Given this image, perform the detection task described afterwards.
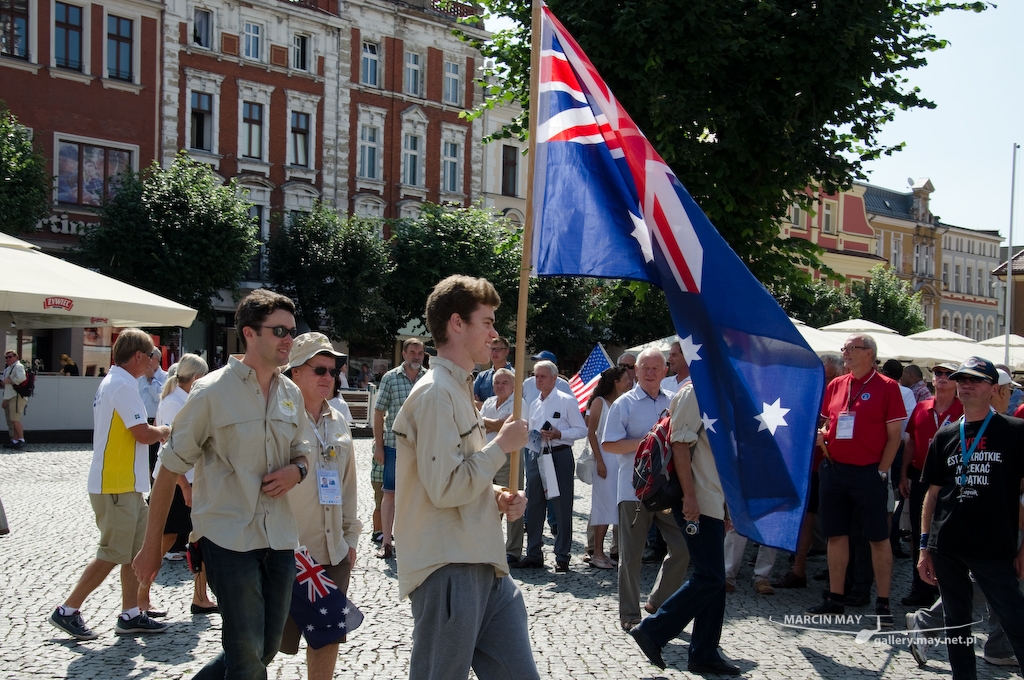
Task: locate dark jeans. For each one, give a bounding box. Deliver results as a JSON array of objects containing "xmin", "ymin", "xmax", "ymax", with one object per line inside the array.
[
  {"xmin": 907, "ymin": 469, "xmax": 938, "ymax": 597},
  {"xmin": 525, "ymin": 446, "xmax": 574, "ymax": 562},
  {"xmin": 196, "ymin": 538, "xmax": 295, "ymax": 680},
  {"xmin": 932, "ymin": 551, "xmax": 1024, "ymax": 680},
  {"xmin": 636, "ymin": 513, "xmax": 726, "ymax": 665}
]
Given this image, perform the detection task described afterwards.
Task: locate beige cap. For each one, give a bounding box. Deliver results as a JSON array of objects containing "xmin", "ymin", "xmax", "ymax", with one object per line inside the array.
[{"xmin": 287, "ymin": 332, "xmax": 344, "ymax": 371}]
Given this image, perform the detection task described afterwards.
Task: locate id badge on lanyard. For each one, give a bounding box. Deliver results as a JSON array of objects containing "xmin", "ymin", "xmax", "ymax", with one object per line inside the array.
[
  {"xmin": 317, "ymin": 468, "xmax": 342, "ymax": 505},
  {"xmin": 836, "ymin": 411, "xmax": 855, "ymax": 439}
]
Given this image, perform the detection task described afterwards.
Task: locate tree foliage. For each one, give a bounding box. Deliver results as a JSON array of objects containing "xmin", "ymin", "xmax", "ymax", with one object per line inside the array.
[
  {"xmin": 267, "ymin": 203, "xmax": 397, "ymax": 344},
  {"xmin": 76, "ymin": 151, "xmax": 259, "ymax": 321},
  {"xmin": 526, "ymin": 276, "xmax": 604, "ymax": 360},
  {"xmin": 388, "ymin": 203, "xmax": 521, "ymax": 337},
  {"xmin": 0, "ymin": 104, "xmax": 50, "ymax": 235},
  {"xmin": 457, "ymin": 0, "xmax": 985, "ymax": 288},
  {"xmin": 775, "ymin": 280, "xmax": 862, "ymax": 329},
  {"xmin": 591, "ymin": 281, "xmax": 675, "ymax": 348},
  {"xmin": 853, "ymin": 264, "xmax": 926, "ymax": 336}
]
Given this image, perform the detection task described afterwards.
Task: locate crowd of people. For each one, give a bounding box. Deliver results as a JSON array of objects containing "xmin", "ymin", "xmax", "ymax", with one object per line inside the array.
[{"xmin": 40, "ymin": 278, "xmax": 1024, "ymax": 680}]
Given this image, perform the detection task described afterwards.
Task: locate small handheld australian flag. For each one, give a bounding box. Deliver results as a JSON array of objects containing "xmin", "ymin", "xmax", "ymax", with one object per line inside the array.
[{"xmin": 289, "ymin": 546, "xmax": 364, "ymax": 649}]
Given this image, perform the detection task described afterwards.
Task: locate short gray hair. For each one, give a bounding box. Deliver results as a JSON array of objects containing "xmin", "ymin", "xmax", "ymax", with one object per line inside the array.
[
  {"xmin": 848, "ymin": 334, "xmax": 877, "ymax": 361},
  {"xmin": 637, "ymin": 347, "xmax": 665, "ymax": 365},
  {"xmin": 533, "ymin": 360, "xmax": 557, "ymax": 378},
  {"xmin": 493, "ymin": 367, "xmax": 514, "ymax": 382},
  {"xmin": 616, "ymin": 352, "xmax": 636, "ymax": 365},
  {"xmin": 821, "ymin": 353, "xmax": 843, "ymax": 375}
]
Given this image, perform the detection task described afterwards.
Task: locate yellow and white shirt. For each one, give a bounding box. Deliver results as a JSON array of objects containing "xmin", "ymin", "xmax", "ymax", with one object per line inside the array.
[{"xmin": 88, "ymin": 365, "xmax": 149, "ymax": 495}]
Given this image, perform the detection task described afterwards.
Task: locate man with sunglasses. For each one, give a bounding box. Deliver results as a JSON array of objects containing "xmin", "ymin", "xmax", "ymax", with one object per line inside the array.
[
  {"xmin": 901, "ymin": 363, "xmax": 962, "ymax": 608},
  {"xmin": 280, "ymin": 333, "xmax": 360, "ymax": 680},
  {"xmin": 373, "ymin": 337, "xmax": 426, "ymax": 560},
  {"xmin": 916, "ymin": 356, "xmax": 1024, "ymax": 679},
  {"xmin": 134, "ymin": 289, "xmax": 310, "ymax": 679},
  {"xmin": 812, "ymin": 334, "xmax": 905, "ymax": 626},
  {"xmin": 617, "ymin": 352, "xmax": 637, "ymax": 386}
]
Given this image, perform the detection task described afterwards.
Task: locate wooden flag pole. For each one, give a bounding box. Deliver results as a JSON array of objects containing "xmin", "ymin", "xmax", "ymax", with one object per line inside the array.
[{"xmin": 507, "ymin": 0, "xmax": 544, "ymax": 496}]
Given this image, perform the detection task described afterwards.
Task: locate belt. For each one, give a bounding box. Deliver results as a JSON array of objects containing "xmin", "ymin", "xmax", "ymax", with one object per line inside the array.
[{"xmin": 548, "ymin": 444, "xmax": 572, "ymax": 452}]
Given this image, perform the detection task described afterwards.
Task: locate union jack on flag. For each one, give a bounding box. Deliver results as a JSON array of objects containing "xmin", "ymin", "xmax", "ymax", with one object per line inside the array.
[
  {"xmin": 296, "ymin": 547, "xmax": 338, "ymax": 601},
  {"xmin": 568, "ymin": 344, "xmax": 613, "ymax": 412},
  {"xmin": 530, "ymin": 4, "xmax": 825, "ymax": 552}
]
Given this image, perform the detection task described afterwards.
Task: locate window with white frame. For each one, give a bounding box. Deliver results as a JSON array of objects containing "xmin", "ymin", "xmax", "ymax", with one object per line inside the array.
[
  {"xmin": 292, "ymin": 34, "xmax": 308, "ymax": 71},
  {"xmin": 398, "ymin": 201, "xmax": 421, "ymax": 219},
  {"xmin": 941, "ymin": 311, "xmax": 950, "ymax": 331},
  {"xmin": 404, "ymin": 50, "xmax": 422, "ymax": 96},
  {"xmin": 954, "ymin": 263, "xmax": 961, "ymax": 293},
  {"xmin": 236, "ymin": 80, "xmax": 274, "ymax": 167},
  {"xmin": 501, "ymin": 145, "xmax": 518, "ymax": 197},
  {"xmin": 54, "ymin": 136, "xmax": 137, "ymax": 206},
  {"xmin": 988, "ymin": 318, "xmax": 995, "ymax": 338},
  {"xmin": 965, "ymin": 316, "xmax": 973, "ymax": 338},
  {"xmin": 106, "ymin": 14, "xmax": 132, "ymax": 81},
  {"xmin": 356, "ymin": 105, "xmax": 386, "ymax": 184},
  {"xmin": 0, "ymin": 0, "xmax": 29, "ymax": 59},
  {"xmin": 285, "ymin": 89, "xmax": 320, "ymax": 175},
  {"xmin": 890, "ymin": 233, "xmax": 902, "ymax": 270},
  {"xmin": 975, "ymin": 315, "xmax": 984, "ymax": 341},
  {"xmin": 239, "ymin": 180, "xmax": 271, "ymax": 281},
  {"xmin": 942, "ymin": 261, "xmax": 949, "ymax": 289},
  {"xmin": 400, "ymin": 107, "xmax": 427, "ymax": 189},
  {"xmin": 354, "ymin": 194, "xmax": 385, "ymax": 217},
  {"xmin": 243, "ymin": 21, "xmax": 261, "ymax": 60},
  {"xmin": 440, "ymin": 124, "xmax": 465, "ymax": 196},
  {"xmin": 443, "ymin": 60, "xmax": 461, "ymax": 105},
  {"xmin": 822, "ymin": 201, "xmax": 835, "ymax": 234},
  {"xmin": 966, "ymin": 266, "xmax": 973, "ymax": 294},
  {"xmin": 361, "ymin": 41, "xmax": 379, "ymax": 86},
  {"xmin": 953, "ymin": 314, "xmax": 961, "ymax": 335},
  {"xmin": 914, "ymin": 244, "xmax": 920, "ymax": 274},
  {"xmin": 241, "ymin": 102, "xmax": 262, "ymax": 158},
  {"xmin": 977, "ymin": 269, "xmax": 983, "ymax": 297},
  {"xmin": 185, "ymin": 69, "xmax": 224, "ymax": 159},
  {"xmin": 789, "ymin": 203, "xmax": 803, "ymax": 229},
  {"xmin": 54, "ymin": 2, "xmax": 84, "ymax": 70},
  {"xmin": 193, "ymin": 8, "xmax": 211, "ymax": 48}
]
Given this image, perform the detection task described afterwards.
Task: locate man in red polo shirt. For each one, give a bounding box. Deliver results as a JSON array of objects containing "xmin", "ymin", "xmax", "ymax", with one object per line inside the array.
[
  {"xmin": 900, "ymin": 362, "xmax": 962, "ymax": 608},
  {"xmin": 812, "ymin": 334, "xmax": 905, "ymax": 626}
]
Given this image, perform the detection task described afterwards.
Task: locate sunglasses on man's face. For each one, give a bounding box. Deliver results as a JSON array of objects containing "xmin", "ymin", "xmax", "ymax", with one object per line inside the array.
[
  {"xmin": 954, "ymin": 375, "xmax": 990, "ymax": 384},
  {"xmin": 932, "ymin": 370, "xmax": 953, "ymax": 378},
  {"xmin": 304, "ymin": 364, "xmax": 341, "ymax": 377},
  {"xmin": 256, "ymin": 325, "xmax": 299, "ymax": 339},
  {"xmin": 618, "ymin": 363, "xmax": 636, "ymax": 370}
]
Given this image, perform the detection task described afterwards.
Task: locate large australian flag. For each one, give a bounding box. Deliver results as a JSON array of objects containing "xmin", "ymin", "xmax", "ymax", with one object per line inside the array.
[{"xmin": 531, "ymin": 4, "xmax": 824, "ymax": 551}]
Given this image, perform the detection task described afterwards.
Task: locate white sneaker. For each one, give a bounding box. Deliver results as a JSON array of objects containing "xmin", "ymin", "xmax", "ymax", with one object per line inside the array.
[{"xmin": 906, "ymin": 612, "xmax": 930, "ymax": 667}]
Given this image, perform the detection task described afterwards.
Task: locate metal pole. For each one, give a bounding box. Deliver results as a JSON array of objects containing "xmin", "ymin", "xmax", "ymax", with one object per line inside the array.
[{"xmin": 1005, "ymin": 143, "xmax": 1019, "ymax": 365}]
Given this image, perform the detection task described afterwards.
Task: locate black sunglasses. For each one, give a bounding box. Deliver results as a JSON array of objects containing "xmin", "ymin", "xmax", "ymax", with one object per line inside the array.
[
  {"xmin": 255, "ymin": 325, "xmax": 298, "ymax": 339},
  {"xmin": 304, "ymin": 364, "xmax": 341, "ymax": 377},
  {"xmin": 953, "ymin": 375, "xmax": 990, "ymax": 384},
  {"xmin": 618, "ymin": 363, "xmax": 636, "ymax": 369},
  {"xmin": 932, "ymin": 370, "xmax": 953, "ymax": 377}
]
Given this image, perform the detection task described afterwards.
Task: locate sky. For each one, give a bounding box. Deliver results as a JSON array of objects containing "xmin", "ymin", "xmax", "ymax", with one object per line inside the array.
[{"xmin": 486, "ymin": 3, "xmax": 1023, "ymax": 243}]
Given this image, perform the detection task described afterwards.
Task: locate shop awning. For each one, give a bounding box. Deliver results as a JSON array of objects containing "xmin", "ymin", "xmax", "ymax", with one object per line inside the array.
[{"xmin": 0, "ymin": 233, "xmax": 197, "ymax": 329}]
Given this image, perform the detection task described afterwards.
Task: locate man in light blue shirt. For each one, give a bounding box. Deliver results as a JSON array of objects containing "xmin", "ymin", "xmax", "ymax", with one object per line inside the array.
[
  {"xmin": 602, "ymin": 347, "xmax": 690, "ymax": 631},
  {"xmin": 137, "ymin": 347, "xmax": 166, "ymax": 474}
]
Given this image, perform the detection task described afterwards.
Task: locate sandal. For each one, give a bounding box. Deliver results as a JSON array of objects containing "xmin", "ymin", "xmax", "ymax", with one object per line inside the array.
[
  {"xmin": 375, "ymin": 544, "xmax": 393, "ymax": 559},
  {"xmin": 591, "ymin": 556, "xmax": 615, "ymax": 570}
]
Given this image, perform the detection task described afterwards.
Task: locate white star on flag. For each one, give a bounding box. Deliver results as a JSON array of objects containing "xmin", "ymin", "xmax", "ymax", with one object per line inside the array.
[
  {"xmin": 754, "ymin": 398, "xmax": 790, "ymax": 436},
  {"xmin": 319, "ymin": 608, "xmax": 328, "ymax": 616},
  {"xmin": 701, "ymin": 412, "xmax": 717, "ymax": 433},
  {"xmin": 306, "ymin": 624, "xmax": 315, "ymax": 631},
  {"xmin": 680, "ymin": 335, "xmax": 702, "ymax": 366},
  {"xmin": 342, "ymin": 606, "xmax": 350, "ymax": 615},
  {"xmin": 629, "ymin": 209, "xmax": 654, "ymax": 263}
]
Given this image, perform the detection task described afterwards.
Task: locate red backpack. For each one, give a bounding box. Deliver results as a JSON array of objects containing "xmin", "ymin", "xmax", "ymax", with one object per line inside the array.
[{"xmin": 632, "ymin": 412, "xmax": 682, "ymax": 512}]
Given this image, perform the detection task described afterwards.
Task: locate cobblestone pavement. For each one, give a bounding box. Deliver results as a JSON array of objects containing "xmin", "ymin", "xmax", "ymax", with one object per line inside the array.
[{"xmin": 1, "ymin": 440, "xmax": 1021, "ymax": 679}]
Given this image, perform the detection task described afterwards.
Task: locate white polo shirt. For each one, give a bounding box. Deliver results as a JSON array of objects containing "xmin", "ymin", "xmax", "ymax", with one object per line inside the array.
[{"xmin": 88, "ymin": 365, "xmax": 150, "ymax": 495}]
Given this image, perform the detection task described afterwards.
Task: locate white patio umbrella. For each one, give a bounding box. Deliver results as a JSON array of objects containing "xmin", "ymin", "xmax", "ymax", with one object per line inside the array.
[
  {"xmin": 816, "ymin": 319, "xmax": 962, "ymax": 365},
  {"xmin": 623, "ymin": 334, "xmax": 678, "ymax": 356},
  {"xmin": 0, "ymin": 233, "xmax": 197, "ymax": 329},
  {"xmin": 975, "ymin": 335, "xmax": 1024, "ymax": 372}
]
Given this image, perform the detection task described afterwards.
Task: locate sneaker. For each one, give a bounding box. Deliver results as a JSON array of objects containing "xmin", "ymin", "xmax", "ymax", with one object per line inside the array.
[
  {"xmin": 982, "ymin": 654, "xmax": 1019, "ymax": 667},
  {"xmin": 49, "ymin": 608, "xmax": 99, "ymax": 641},
  {"xmin": 875, "ymin": 603, "xmax": 894, "ymax": 628},
  {"xmin": 808, "ymin": 597, "xmax": 844, "ymax": 615},
  {"xmin": 371, "ymin": 531, "xmax": 383, "ymax": 544},
  {"xmin": 115, "ymin": 612, "xmax": 168, "ymax": 635},
  {"xmin": 844, "ymin": 592, "xmax": 870, "ymax": 607},
  {"xmin": 906, "ymin": 612, "xmax": 929, "ymax": 667},
  {"xmin": 754, "ymin": 579, "xmax": 775, "ymax": 595}
]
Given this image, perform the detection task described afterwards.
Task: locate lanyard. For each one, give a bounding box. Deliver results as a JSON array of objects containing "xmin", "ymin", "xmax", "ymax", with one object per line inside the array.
[
  {"xmin": 305, "ymin": 410, "xmax": 332, "ymax": 462},
  {"xmin": 846, "ymin": 370, "xmax": 876, "ymax": 410},
  {"xmin": 932, "ymin": 406, "xmax": 954, "ymax": 431},
  {"xmin": 958, "ymin": 410, "xmax": 994, "ymax": 487}
]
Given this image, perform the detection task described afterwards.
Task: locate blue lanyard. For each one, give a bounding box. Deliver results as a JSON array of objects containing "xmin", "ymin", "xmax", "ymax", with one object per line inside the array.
[{"xmin": 958, "ymin": 410, "xmax": 994, "ymax": 487}]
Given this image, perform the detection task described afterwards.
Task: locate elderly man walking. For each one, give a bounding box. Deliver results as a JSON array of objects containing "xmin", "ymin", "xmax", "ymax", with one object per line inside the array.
[{"xmin": 602, "ymin": 347, "xmax": 690, "ymax": 631}]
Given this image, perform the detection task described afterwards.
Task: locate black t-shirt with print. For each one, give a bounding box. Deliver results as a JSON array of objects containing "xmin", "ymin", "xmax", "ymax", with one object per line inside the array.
[{"xmin": 922, "ymin": 413, "xmax": 1024, "ymax": 559}]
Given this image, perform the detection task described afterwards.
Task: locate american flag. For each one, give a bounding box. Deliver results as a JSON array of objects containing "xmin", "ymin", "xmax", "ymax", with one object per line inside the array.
[{"xmin": 568, "ymin": 344, "xmax": 613, "ymax": 412}]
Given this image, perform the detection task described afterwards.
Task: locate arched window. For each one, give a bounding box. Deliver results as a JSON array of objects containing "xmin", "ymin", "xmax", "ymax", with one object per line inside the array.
[{"xmin": 941, "ymin": 311, "xmax": 950, "ymax": 331}]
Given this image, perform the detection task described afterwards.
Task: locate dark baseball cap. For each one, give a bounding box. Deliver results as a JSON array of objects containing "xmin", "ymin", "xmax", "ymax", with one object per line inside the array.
[
  {"xmin": 950, "ymin": 356, "xmax": 998, "ymax": 384},
  {"xmin": 531, "ymin": 350, "xmax": 557, "ymax": 363}
]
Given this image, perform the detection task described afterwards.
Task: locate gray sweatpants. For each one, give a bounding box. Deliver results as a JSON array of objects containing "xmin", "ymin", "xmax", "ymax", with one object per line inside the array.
[{"xmin": 409, "ymin": 563, "xmax": 539, "ymax": 680}]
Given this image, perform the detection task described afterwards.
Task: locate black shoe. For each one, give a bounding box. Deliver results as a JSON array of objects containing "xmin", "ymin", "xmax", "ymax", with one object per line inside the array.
[
  {"xmin": 609, "ymin": 552, "xmax": 619, "ymax": 562},
  {"xmin": 808, "ymin": 597, "xmax": 844, "ymax": 615},
  {"xmin": 506, "ymin": 554, "xmax": 521, "ymax": 565},
  {"xmin": 891, "ymin": 545, "xmax": 909, "ymax": 559},
  {"xmin": 190, "ymin": 603, "xmax": 219, "ymax": 615},
  {"xmin": 510, "ymin": 557, "xmax": 544, "ymax": 569},
  {"xmin": 555, "ymin": 560, "xmax": 569, "ymax": 573},
  {"xmin": 371, "ymin": 531, "xmax": 383, "ymax": 544},
  {"xmin": 812, "ymin": 569, "xmax": 829, "ymax": 581},
  {"xmin": 642, "ymin": 549, "xmax": 667, "ymax": 564},
  {"xmin": 687, "ymin": 660, "xmax": 742, "ymax": 676},
  {"xmin": 628, "ymin": 627, "xmax": 666, "ymax": 670},
  {"xmin": 901, "ymin": 591, "xmax": 938, "ymax": 607},
  {"xmin": 875, "ymin": 604, "xmax": 894, "ymax": 628},
  {"xmin": 844, "ymin": 592, "xmax": 870, "ymax": 607}
]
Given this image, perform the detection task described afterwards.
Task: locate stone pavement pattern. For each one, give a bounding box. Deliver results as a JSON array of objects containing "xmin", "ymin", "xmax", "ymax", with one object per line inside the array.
[{"xmin": 1, "ymin": 441, "xmax": 1021, "ymax": 679}]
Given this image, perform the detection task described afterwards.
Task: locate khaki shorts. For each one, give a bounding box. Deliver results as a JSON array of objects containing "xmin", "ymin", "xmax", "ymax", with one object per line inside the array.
[
  {"xmin": 90, "ymin": 492, "xmax": 148, "ymax": 564},
  {"xmin": 280, "ymin": 557, "xmax": 352, "ymax": 654},
  {"xmin": 4, "ymin": 395, "xmax": 26, "ymax": 421}
]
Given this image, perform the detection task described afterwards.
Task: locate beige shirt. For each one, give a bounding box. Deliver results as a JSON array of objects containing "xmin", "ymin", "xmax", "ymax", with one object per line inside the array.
[
  {"xmin": 669, "ymin": 383, "xmax": 726, "ymax": 520},
  {"xmin": 287, "ymin": 402, "xmax": 361, "ymax": 566},
  {"xmin": 392, "ymin": 356, "xmax": 509, "ymax": 599},
  {"xmin": 159, "ymin": 357, "xmax": 310, "ymax": 552}
]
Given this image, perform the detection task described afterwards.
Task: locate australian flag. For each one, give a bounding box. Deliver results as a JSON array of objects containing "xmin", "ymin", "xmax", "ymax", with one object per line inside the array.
[
  {"xmin": 568, "ymin": 343, "xmax": 613, "ymax": 412},
  {"xmin": 289, "ymin": 547, "xmax": 364, "ymax": 650},
  {"xmin": 531, "ymin": 4, "xmax": 824, "ymax": 551}
]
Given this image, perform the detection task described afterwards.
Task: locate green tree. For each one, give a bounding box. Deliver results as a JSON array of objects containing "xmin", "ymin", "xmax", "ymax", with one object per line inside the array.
[
  {"xmin": 457, "ymin": 0, "xmax": 985, "ymax": 288},
  {"xmin": 0, "ymin": 104, "xmax": 50, "ymax": 235},
  {"xmin": 853, "ymin": 264, "xmax": 926, "ymax": 335},
  {"xmin": 76, "ymin": 151, "xmax": 259, "ymax": 321},
  {"xmin": 527, "ymin": 276, "xmax": 603, "ymax": 361},
  {"xmin": 388, "ymin": 203, "xmax": 521, "ymax": 338},
  {"xmin": 590, "ymin": 281, "xmax": 675, "ymax": 349},
  {"xmin": 775, "ymin": 280, "xmax": 861, "ymax": 329},
  {"xmin": 267, "ymin": 203, "xmax": 397, "ymax": 344}
]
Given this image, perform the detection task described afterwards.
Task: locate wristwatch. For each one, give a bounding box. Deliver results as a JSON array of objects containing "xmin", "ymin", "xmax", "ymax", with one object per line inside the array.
[
  {"xmin": 295, "ymin": 461, "xmax": 308, "ymax": 484},
  {"xmin": 878, "ymin": 470, "xmax": 888, "ymax": 482}
]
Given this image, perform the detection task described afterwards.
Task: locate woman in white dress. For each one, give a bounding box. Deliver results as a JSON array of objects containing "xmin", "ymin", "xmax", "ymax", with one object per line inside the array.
[{"xmin": 586, "ymin": 366, "xmax": 633, "ymax": 569}]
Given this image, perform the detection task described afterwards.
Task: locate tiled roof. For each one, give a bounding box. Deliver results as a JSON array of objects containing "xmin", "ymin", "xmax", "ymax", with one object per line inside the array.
[
  {"xmin": 862, "ymin": 184, "xmax": 915, "ymax": 221},
  {"xmin": 991, "ymin": 248, "xmax": 1024, "ymax": 276}
]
